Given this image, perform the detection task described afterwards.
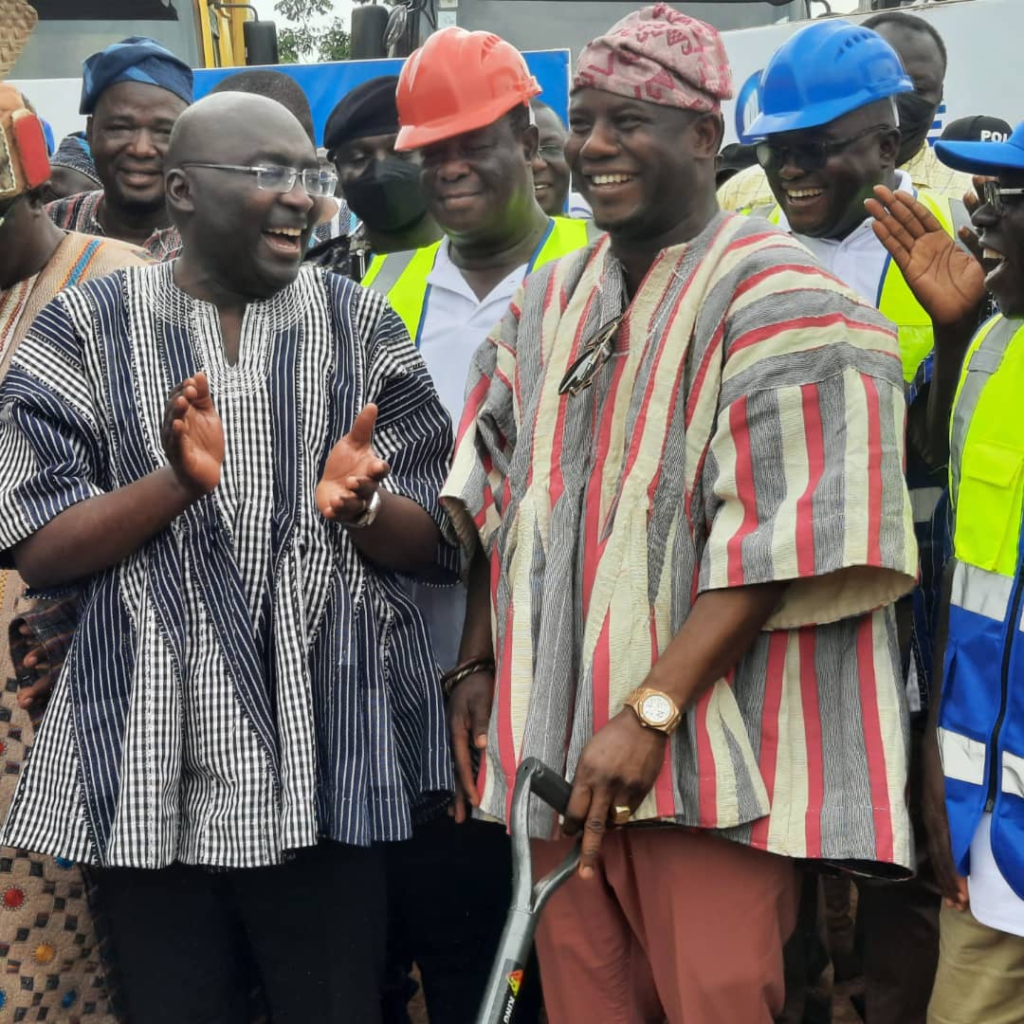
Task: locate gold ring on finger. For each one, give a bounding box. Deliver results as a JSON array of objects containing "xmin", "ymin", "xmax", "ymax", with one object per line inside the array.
[{"xmin": 613, "ymin": 804, "xmax": 631, "ymax": 826}]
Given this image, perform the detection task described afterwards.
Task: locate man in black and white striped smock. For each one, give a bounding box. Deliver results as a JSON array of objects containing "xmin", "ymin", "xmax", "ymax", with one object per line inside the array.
[{"xmin": 0, "ymin": 91, "xmax": 456, "ymax": 1024}]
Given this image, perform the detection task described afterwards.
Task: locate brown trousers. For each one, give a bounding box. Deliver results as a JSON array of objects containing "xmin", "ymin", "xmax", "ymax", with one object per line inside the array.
[{"xmin": 532, "ymin": 829, "xmax": 798, "ymax": 1024}]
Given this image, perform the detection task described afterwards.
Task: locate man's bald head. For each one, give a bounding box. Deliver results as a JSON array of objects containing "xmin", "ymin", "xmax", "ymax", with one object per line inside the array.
[
  {"xmin": 165, "ymin": 91, "xmax": 325, "ymax": 301},
  {"xmin": 166, "ymin": 91, "xmax": 315, "ymax": 171}
]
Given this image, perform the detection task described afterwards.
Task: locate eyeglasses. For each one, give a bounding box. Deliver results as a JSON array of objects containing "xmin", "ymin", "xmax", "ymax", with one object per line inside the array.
[
  {"xmin": 558, "ymin": 317, "xmax": 622, "ymax": 396},
  {"xmin": 179, "ymin": 162, "xmax": 339, "ymax": 197},
  {"xmin": 982, "ymin": 180, "xmax": 1024, "ymax": 216},
  {"xmin": 537, "ymin": 143, "xmax": 565, "ymax": 161},
  {"xmin": 755, "ymin": 124, "xmax": 891, "ymax": 172}
]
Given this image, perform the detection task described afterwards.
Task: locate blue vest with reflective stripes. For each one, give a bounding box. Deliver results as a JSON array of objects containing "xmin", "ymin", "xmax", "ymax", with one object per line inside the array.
[{"xmin": 941, "ymin": 315, "xmax": 1024, "ymax": 896}]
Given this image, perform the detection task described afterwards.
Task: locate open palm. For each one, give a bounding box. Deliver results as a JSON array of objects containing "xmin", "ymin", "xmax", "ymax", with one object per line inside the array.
[
  {"xmin": 866, "ymin": 186, "xmax": 986, "ymax": 327},
  {"xmin": 163, "ymin": 373, "xmax": 224, "ymax": 495},
  {"xmin": 316, "ymin": 404, "xmax": 391, "ymax": 521}
]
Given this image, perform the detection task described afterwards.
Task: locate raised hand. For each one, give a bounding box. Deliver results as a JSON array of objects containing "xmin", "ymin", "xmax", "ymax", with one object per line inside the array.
[
  {"xmin": 316, "ymin": 403, "xmax": 391, "ymax": 523},
  {"xmin": 162, "ymin": 373, "xmax": 224, "ymax": 496},
  {"xmin": 866, "ymin": 185, "xmax": 987, "ymax": 328}
]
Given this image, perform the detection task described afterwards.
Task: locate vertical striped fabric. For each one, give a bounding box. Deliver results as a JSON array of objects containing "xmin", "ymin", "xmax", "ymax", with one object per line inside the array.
[
  {"xmin": 46, "ymin": 190, "xmax": 181, "ymax": 261},
  {"xmin": 443, "ymin": 213, "xmax": 919, "ymax": 874},
  {"xmin": 0, "ymin": 262, "xmax": 455, "ymax": 868}
]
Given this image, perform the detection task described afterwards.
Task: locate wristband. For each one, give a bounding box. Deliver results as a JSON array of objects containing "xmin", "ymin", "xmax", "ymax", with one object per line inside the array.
[{"xmin": 441, "ymin": 657, "xmax": 495, "ymax": 698}]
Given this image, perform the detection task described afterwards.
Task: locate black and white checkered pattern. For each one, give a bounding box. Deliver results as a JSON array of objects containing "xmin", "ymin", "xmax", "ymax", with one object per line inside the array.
[{"xmin": 0, "ymin": 263, "xmax": 455, "ymax": 868}]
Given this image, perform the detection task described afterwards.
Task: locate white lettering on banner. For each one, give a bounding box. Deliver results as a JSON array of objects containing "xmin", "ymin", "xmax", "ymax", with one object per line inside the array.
[
  {"xmin": 1003, "ymin": 751, "xmax": 1024, "ymax": 800},
  {"xmin": 939, "ymin": 728, "xmax": 987, "ymax": 787}
]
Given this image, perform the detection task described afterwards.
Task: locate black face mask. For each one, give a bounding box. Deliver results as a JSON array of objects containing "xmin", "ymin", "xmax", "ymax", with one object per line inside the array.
[
  {"xmin": 344, "ymin": 157, "xmax": 427, "ymax": 233},
  {"xmin": 896, "ymin": 93, "xmax": 938, "ymax": 166}
]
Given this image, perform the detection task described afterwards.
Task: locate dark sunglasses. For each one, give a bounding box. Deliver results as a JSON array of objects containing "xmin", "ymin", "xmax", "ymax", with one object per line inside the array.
[
  {"xmin": 982, "ymin": 180, "xmax": 1024, "ymax": 216},
  {"xmin": 558, "ymin": 317, "xmax": 622, "ymax": 397},
  {"xmin": 755, "ymin": 124, "xmax": 891, "ymax": 173}
]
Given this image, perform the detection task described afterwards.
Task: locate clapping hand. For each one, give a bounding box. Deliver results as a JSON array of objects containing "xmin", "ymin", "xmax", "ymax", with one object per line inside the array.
[
  {"xmin": 316, "ymin": 404, "xmax": 391, "ymax": 524},
  {"xmin": 162, "ymin": 373, "xmax": 224, "ymax": 496}
]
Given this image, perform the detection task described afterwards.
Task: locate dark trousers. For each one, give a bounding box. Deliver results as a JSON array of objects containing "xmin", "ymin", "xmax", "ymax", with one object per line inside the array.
[
  {"xmin": 384, "ymin": 815, "xmax": 542, "ymax": 1024},
  {"xmin": 94, "ymin": 840, "xmax": 386, "ymax": 1024},
  {"xmin": 856, "ymin": 874, "xmax": 940, "ymax": 1024}
]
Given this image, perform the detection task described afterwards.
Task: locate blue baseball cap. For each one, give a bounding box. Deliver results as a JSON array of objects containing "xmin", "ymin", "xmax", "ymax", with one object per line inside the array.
[{"xmin": 935, "ymin": 120, "xmax": 1024, "ymax": 176}]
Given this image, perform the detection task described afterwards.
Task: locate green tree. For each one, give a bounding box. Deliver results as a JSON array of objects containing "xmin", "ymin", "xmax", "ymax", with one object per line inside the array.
[{"xmin": 274, "ymin": 0, "xmax": 351, "ymax": 63}]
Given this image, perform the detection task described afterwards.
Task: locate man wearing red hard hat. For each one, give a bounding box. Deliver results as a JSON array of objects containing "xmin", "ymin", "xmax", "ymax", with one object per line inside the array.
[{"xmin": 366, "ymin": 26, "xmax": 596, "ymax": 1024}]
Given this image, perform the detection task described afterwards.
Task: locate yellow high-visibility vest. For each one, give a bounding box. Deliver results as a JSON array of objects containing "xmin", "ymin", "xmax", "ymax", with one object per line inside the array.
[{"xmin": 362, "ymin": 217, "xmax": 600, "ymax": 344}]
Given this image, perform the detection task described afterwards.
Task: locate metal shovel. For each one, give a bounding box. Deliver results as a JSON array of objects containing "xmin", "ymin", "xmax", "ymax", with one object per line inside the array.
[{"xmin": 476, "ymin": 757, "xmax": 580, "ymax": 1024}]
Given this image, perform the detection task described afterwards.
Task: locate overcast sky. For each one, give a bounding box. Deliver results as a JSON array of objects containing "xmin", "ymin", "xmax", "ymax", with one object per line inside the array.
[{"xmin": 251, "ymin": 0, "xmax": 860, "ymax": 36}]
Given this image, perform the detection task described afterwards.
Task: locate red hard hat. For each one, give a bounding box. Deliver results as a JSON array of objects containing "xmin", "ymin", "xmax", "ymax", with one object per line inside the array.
[{"xmin": 395, "ymin": 27, "xmax": 541, "ymax": 151}]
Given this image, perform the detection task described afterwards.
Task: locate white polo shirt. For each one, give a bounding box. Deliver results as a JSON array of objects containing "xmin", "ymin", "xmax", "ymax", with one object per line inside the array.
[
  {"xmin": 412, "ymin": 237, "xmax": 528, "ymax": 672},
  {"xmin": 779, "ymin": 169, "xmax": 915, "ymax": 306}
]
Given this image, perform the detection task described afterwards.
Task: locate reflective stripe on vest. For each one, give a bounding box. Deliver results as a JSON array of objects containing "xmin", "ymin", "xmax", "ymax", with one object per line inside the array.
[
  {"xmin": 941, "ymin": 314, "xmax": 1024, "ymax": 893},
  {"xmin": 950, "ymin": 316, "xmax": 1021, "ymax": 521},
  {"xmin": 750, "ymin": 192, "xmax": 955, "ymax": 383},
  {"xmin": 363, "ymin": 217, "xmax": 600, "ymax": 342}
]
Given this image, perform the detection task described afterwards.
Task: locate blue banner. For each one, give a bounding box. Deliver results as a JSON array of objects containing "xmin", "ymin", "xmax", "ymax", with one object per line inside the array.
[{"xmin": 194, "ymin": 50, "xmax": 571, "ymax": 147}]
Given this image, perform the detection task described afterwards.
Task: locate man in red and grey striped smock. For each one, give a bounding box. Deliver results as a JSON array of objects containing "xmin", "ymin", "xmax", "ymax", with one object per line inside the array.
[{"xmin": 441, "ymin": 5, "xmax": 919, "ymax": 1022}]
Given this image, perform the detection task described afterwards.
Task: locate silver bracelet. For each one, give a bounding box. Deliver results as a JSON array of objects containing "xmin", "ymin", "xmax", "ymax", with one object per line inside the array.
[{"xmin": 343, "ymin": 488, "xmax": 381, "ymax": 530}]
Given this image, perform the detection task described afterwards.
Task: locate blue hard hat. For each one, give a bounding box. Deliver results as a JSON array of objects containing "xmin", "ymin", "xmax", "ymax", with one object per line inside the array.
[
  {"xmin": 936, "ymin": 121, "xmax": 1024, "ymax": 176},
  {"xmin": 745, "ymin": 20, "xmax": 913, "ymax": 140}
]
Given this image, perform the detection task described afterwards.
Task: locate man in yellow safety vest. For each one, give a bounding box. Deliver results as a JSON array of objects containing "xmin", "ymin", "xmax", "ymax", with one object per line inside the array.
[
  {"xmin": 869, "ymin": 117, "xmax": 1024, "ymax": 1024},
  {"xmin": 745, "ymin": 20, "xmax": 969, "ymax": 1024},
  {"xmin": 367, "ymin": 26, "xmax": 598, "ymax": 1024}
]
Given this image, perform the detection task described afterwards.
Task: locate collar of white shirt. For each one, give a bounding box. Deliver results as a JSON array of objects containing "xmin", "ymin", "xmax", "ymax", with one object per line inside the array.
[{"xmin": 780, "ymin": 168, "xmax": 915, "ymax": 307}]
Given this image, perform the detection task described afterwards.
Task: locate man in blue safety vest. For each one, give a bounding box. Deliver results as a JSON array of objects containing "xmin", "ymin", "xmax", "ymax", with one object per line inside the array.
[{"xmin": 869, "ymin": 120, "xmax": 1024, "ymax": 1024}]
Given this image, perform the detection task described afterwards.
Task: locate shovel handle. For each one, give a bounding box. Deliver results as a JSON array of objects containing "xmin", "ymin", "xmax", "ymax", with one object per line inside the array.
[{"xmin": 528, "ymin": 760, "xmax": 573, "ymax": 816}]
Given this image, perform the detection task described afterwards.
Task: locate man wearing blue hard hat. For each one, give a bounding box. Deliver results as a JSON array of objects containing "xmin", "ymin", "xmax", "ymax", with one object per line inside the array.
[
  {"xmin": 746, "ymin": 20, "xmax": 969, "ymax": 1024},
  {"xmin": 868, "ymin": 120, "xmax": 1024, "ymax": 1024},
  {"xmin": 721, "ymin": 11, "xmax": 971, "ymax": 214},
  {"xmin": 745, "ymin": 18, "xmax": 962, "ymax": 386}
]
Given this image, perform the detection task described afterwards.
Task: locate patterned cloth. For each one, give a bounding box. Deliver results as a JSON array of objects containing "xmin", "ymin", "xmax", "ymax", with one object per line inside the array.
[
  {"xmin": 0, "ymin": 232, "xmax": 146, "ymax": 1024},
  {"xmin": 718, "ymin": 143, "xmax": 976, "ymax": 213},
  {"xmin": 79, "ymin": 35, "xmax": 193, "ymax": 115},
  {"xmin": 50, "ymin": 133, "xmax": 99, "ymax": 187},
  {"xmin": 0, "ymin": 262, "xmax": 455, "ymax": 870},
  {"xmin": 442, "ymin": 212, "xmax": 919, "ymax": 873},
  {"xmin": 573, "ymin": 3, "xmax": 733, "ymax": 113},
  {"xmin": 46, "ymin": 190, "xmax": 180, "ymax": 261}
]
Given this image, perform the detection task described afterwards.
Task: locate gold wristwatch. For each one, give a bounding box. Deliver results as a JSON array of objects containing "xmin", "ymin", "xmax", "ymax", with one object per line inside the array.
[{"xmin": 624, "ymin": 687, "xmax": 682, "ymax": 735}]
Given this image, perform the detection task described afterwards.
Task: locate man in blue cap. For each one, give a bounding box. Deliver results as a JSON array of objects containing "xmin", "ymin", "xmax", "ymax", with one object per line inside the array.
[
  {"xmin": 47, "ymin": 36, "xmax": 192, "ymax": 259},
  {"xmin": 745, "ymin": 20, "xmax": 969, "ymax": 1024},
  {"xmin": 869, "ymin": 120, "xmax": 1024, "ymax": 1024}
]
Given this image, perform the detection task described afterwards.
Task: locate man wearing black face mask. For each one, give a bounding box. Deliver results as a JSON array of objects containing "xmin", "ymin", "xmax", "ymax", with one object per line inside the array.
[
  {"xmin": 863, "ymin": 11, "xmax": 971, "ymax": 194},
  {"xmin": 720, "ymin": 10, "xmax": 972, "ymax": 214},
  {"xmin": 310, "ymin": 76, "xmax": 440, "ymax": 282}
]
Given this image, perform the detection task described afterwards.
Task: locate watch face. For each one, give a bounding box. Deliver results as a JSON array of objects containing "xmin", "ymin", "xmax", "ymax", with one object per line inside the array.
[{"xmin": 640, "ymin": 693, "xmax": 674, "ymax": 726}]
